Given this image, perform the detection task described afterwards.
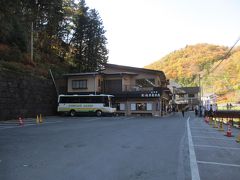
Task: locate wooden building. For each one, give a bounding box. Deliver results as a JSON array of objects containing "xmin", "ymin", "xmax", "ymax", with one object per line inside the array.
[
  {"xmin": 63, "ymin": 64, "xmax": 171, "ymax": 116},
  {"xmin": 172, "ymin": 86, "xmax": 200, "ymax": 111}
]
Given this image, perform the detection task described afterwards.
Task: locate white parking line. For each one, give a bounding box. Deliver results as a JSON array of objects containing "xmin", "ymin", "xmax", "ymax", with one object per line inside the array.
[
  {"xmin": 114, "ymin": 116, "xmax": 136, "ymax": 120},
  {"xmin": 195, "ymin": 144, "xmax": 240, "ymax": 150},
  {"xmin": 0, "ymin": 124, "xmax": 35, "ymax": 130},
  {"xmin": 192, "ymin": 136, "xmax": 236, "ymax": 141},
  {"xmin": 187, "ymin": 117, "xmax": 201, "ymax": 180},
  {"xmin": 190, "ymin": 126, "xmax": 208, "ymax": 129},
  {"xmin": 122, "ymin": 117, "xmax": 136, "ymax": 120},
  {"xmin": 82, "ymin": 116, "xmax": 135, "ymax": 122},
  {"xmin": 0, "ymin": 121, "xmax": 63, "ymax": 130},
  {"xmin": 0, "ymin": 125, "xmax": 18, "ymax": 127},
  {"xmin": 43, "ymin": 121, "xmax": 64, "ymax": 124},
  {"xmin": 191, "ymin": 131, "xmax": 221, "ymax": 134},
  {"xmin": 85, "ymin": 118, "xmax": 101, "ymax": 122},
  {"xmin": 191, "ymin": 127, "xmax": 210, "ymax": 130},
  {"xmin": 197, "ymin": 161, "xmax": 240, "ymax": 167}
]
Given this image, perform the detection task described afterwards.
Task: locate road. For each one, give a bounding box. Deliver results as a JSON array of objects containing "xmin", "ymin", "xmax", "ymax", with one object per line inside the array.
[{"xmin": 0, "ymin": 112, "xmax": 240, "ymax": 180}]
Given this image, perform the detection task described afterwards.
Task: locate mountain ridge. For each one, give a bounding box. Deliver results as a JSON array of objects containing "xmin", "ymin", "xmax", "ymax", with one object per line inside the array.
[{"xmin": 145, "ymin": 43, "xmax": 240, "ymax": 103}]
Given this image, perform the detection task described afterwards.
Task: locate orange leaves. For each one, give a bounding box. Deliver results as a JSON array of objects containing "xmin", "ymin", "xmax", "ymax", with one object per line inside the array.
[{"xmin": 145, "ymin": 43, "xmax": 240, "ymax": 102}]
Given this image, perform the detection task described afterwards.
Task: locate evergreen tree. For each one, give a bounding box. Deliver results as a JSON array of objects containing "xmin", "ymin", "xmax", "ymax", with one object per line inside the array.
[
  {"xmin": 0, "ymin": 0, "xmax": 108, "ymax": 71},
  {"xmin": 71, "ymin": 0, "xmax": 89, "ymax": 71},
  {"xmin": 0, "ymin": 0, "xmax": 29, "ymax": 52},
  {"xmin": 31, "ymin": 0, "xmax": 64, "ymax": 56},
  {"xmin": 87, "ymin": 9, "xmax": 108, "ymax": 71},
  {"xmin": 72, "ymin": 0, "xmax": 108, "ymax": 72}
]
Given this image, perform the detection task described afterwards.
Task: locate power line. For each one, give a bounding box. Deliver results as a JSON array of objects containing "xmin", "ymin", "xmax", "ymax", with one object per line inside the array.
[
  {"xmin": 203, "ymin": 75, "xmax": 239, "ymax": 78},
  {"xmin": 202, "ymin": 36, "xmax": 240, "ymax": 78},
  {"xmin": 198, "ymin": 35, "xmax": 239, "ymax": 101}
]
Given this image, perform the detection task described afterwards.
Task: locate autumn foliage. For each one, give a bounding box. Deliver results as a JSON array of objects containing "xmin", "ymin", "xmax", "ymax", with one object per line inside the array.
[{"xmin": 145, "ymin": 44, "xmax": 240, "ymax": 103}]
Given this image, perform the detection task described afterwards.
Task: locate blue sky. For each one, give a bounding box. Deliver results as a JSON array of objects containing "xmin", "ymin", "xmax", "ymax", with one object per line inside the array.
[{"xmin": 86, "ymin": 0, "xmax": 240, "ymax": 67}]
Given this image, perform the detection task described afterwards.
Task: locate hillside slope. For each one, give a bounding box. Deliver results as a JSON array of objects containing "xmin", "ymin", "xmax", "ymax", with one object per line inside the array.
[{"xmin": 145, "ymin": 44, "xmax": 240, "ymax": 103}]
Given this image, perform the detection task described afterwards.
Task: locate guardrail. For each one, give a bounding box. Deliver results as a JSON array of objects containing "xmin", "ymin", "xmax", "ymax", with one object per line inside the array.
[
  {"xmin": 213, "ymin": 110, "xmax": 240, "ymax": 118},
  {"xmin": 205, "ymin": 110, "xmax": 240, "ymax": 128}
]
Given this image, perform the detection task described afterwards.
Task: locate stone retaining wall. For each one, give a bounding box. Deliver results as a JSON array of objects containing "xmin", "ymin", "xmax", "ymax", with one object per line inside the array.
[{"xmin": 0, "ymin": 71, "xmax": 57, "ymax": 120}]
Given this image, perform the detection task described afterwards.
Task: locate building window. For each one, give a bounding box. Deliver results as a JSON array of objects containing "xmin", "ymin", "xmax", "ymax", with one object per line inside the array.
[
  {"xmin": 136, "ymin": 79, "xmax": 155, "ymax": 87},
  {"xmin": 131, "ymin": 104, "xmax": 136, "ymax": 111},
  {"xmin": 115, "ymin": 103, "xmax": 126, "ymax": 111},
  {"xmin": 147, "ymin": 103, "xmax": 152, "ymax": 111},
  {"xmin": 120, "ymin": 104, "xmax": 125, "ymax": 110},
  {"xmin": 179, "ymin": 94, "xmax": 185, "ymax": 98},
  {"xmin": 136, "ymin": 103, "xmax": 147, "ymax": 111},
  {"xmin": 72, "ymin": 80, "xmax": 87, "ymax": 89},
  {"xmin": 188, "ymin": 94, "xmax": 195, "ymax": 98},
  {"xmin": 131, "ymin": 103, "xmax": 151, "ymax": 111}
]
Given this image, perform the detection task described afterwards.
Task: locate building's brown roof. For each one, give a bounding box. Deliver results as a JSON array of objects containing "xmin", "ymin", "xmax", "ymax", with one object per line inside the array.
[
  {"xmin": 103, "ymin": 72, "xmax": 138, "ymax": 76},
  {"xmin": 104, "ymin": 63, "xmax": 166, "ymax": 79},
  {"xmin": 63, "ymin": 72, "xmax": 100, "ymax": 77},
  {"xmin": 63, "ymin": 63, "xmax": 167, "ymax": 81},
  {"xmin": 177, "ymin": 87, "xmax": 200, "ymax": 94},
  {"xmin": 63, "ymin": 72, "xmax": 138, "ymax": 77}
]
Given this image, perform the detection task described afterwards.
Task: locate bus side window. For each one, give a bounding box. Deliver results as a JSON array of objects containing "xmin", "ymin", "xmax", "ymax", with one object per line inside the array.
[
  {"xmin": 60, "ymin": 97, "xmax": 68, "ymax": 103},
  {"xmin": 103, "ymin": 97, "xmax": 109, "ymax": 107}
]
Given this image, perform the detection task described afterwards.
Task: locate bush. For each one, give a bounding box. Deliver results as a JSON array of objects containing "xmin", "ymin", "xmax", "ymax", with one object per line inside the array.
[{"xmin": 0, "ymin": 44, "xmax": 24, "ymax": 62}]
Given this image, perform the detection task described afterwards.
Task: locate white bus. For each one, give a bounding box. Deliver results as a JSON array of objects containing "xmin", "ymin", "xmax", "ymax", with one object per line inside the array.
[{"xmin": 57, "ymin": 94, "xmax": 116, "ymax": 117}]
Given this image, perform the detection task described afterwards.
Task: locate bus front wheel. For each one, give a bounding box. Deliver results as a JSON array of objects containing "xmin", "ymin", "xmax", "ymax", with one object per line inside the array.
[
  {"xmin": 96, "ymin": 110, "xmax": 102, "ymax": 117},
  {"xmin": 70, "ymin": 110, "xmax": 76, "ymax": 117}
]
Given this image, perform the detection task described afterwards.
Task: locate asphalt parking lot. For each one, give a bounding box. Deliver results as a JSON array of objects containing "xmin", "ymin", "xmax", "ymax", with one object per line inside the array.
[
  {"xmin": 0, "ymin": 115, "xmax": 189, "ymax": 180},
  {"xmin": 189, "ymin": 115, "xmax": 240, "ymax": 180},
  {"xmin": 0, "ymin": 113, "xmax": 240, "ymax": 180}
]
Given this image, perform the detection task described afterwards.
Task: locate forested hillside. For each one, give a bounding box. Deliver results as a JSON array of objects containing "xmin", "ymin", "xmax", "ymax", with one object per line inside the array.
[
  {"xmin": 145, "ymin": 44, "xmax": 240, "ymax": 103},
  {"xmin": 0, "ymin": 0, "xmax": 108, "ymax": 77}
]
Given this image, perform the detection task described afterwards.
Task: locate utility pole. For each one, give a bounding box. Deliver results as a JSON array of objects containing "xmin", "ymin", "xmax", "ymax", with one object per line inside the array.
[
  {"xmin": 49, "ymin": 69, "xmax": 59, "ymax": 96},
  {"xmin": 199, "ymin": 74, "xmax": 202, "ymax": 105},
  {"xmin": 30, "ymin": 22, "xmax": 33, "ymax": 62},
  {"xmin": 94, "ymin": 73, "xmax": 97, "ymax": 95}
]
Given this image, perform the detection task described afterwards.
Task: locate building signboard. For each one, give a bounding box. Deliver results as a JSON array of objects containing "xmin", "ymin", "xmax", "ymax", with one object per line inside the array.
[{"xmin": 141, "ymin": 91, "xmax": 160, "ymax": 98}]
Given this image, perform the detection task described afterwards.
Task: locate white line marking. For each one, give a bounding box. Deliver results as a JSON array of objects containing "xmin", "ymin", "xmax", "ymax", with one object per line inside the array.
[
  {"xmin": 123, "ymin": 117, "xmax": 136, "ymax": 120},
  {"xmin": 195, "ymin": 145, "xmax": 240, "ymax": 150},
  {"xmin": 85, "ymin": 118, "xmax": 101, "ymax": 122},
  {"xmin": 115, "ymin": 117, "xmax": 135, "ymax": 120},
  {"xmin": 191, "ymin": 131, "xmax": 221, "ymax": 134},
  {"xmin": 0, "ymin": 125, "xmax": 18, "ymax": 127},
  {"xmin": 187, "ymin": 116, "xmax": 201, "ymax": 180},
  {"xmin": 190, "ymin": 126, "xmax": 209, "ymax": 129},
  {"xmin": 43, "ymin": 121, "xmax": 64, "ymax": 124},
  {"xmin": 197, "ymin": 161, "xmax": 240, "ymax": 167},
  {"xmin": 192, "ymin": 136, "xmax": 236, "ymax": 141},
  {"xmin": 0, "ymin": 126, "xmax": 24, "ymax": 130},
  {"xmin": 191, "ymin": 127, "xmax": 207, "ymax": 129},
  {"xmin": 0, "ymin": 121, "xmax": 63, "ymax": 130}
]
